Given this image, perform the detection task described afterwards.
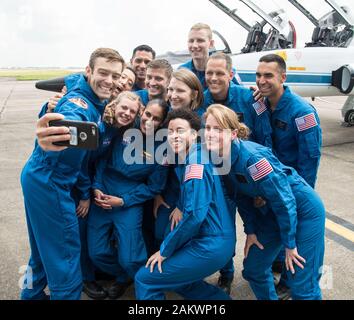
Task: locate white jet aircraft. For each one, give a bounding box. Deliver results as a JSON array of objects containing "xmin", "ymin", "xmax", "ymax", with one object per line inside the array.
[{"xmin": 209, "ymin": 0, "xmax": 354, "ymax": 125}]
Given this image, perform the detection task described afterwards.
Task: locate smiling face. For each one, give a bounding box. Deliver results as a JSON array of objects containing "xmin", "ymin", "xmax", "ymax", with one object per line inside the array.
[
  {"xmin": 86, "ymin": 57, "xmax": 123, "ymax": 101},
  {"xmin": 145, "ymin": 68, "xmax": 170, "ymax": 99},
  {"xmin": 131, "ymin": 50, "xmax": 154, "ymax": 83},
  {"xmin": 256, "ymin": 61, "xmax": 286, "ymax": 98},
  {"xmin": 111, "ymin": 68, "xmax": 136, "ymax": 99},
  {"xmin": 205, "ymin": 58, "xmax": 233, "ymax": 101},
  {"xmin": 114, "ymin": 97, "xmax": 140, "ymax": 127},
  {"xmin": 188, "ymin": 28, "xmax": 214, "ymax": 63},
  {"xmin": 167, "ymin": 77, "xmax": 196, "ymax": 110},
  {"xmin": 167, "ymin": 118, "xmax": 196, "ymax": 154},
  {"xmin": 205, "ymin": 113, "xmax": 233, "ymax": 155},
  {"xmin": 140, "ymin": 103, "xmax": 164, "ymax": 136}
]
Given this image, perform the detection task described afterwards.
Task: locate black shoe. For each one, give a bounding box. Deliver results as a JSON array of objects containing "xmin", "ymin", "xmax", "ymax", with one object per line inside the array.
[
  {"xmin": 83, "ymin": 281, "xmax": 108, "ymax": 300},
  {"xmin": 217, "ymin": 275, "xmax": 233, "ymax": 295},
  {"xmin": 276, "ymin": 282, "xmax": 292, "ymax": 300},
  {"xmin": 95, "ymin": 270, "xmax": 116, "ymax": 281},
  {"xmin": 107, "ymin": 280, "xmax": 132, "ymax": 299}
]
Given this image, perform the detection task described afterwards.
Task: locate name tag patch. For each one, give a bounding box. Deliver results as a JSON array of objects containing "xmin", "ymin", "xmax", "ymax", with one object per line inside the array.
[
  {"xmin": 275, "ymin": 119, "xmax": 288, "ymax": 130},
  {"xmin": 236, "ymin": 174, "xmax": 248, "ymax": 183}
]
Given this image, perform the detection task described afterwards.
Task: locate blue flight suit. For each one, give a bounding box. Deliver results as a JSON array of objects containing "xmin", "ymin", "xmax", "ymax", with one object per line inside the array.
[
  {"xmin": 87, "ymin": 130, "xmax": 169, "ymax": 281},
  {"xmin": 36, "ymin": 73, "xmax": 100, "ymax": 283},
  {"xmin": 224, "ymin": 140, "xmax": 325, "ymax": 300},
  {"xmin": 154, "ymin": 165, "xmax": 180, "ymax": 244},
  {"xmin": 154, "ymin": 162, "xmax": 238, "ymax": 280},
  {"xmin": 134, "ymin": 144, "xmax": 236, "ymax": 300},
  {"xmin": 200, "ymin": 81, "xmax": 273, "ymax": 281},
  {"xmin": 64, "ymin": 73, "xmax": 120, "ymax": 283},
  {"xmin": 132, "ymin": 83, "xmax": 145, "ymax": 92},
  {"xmin": 267, "ymin": 86, "xmax": 322, "ymax": 274},
  {"xmin": 37, "ymin": 73, "xmax": 82, "ymax": 118},
  {"xmin": 37, "ymin": 73, "xmax": 120, "ymax": 283},
  {"xmin": 179, "ymin": 59, "xmax": 242, "ymax": 90},
  {"xmin": 64, "ymin": 73, "xmax": 103, "ymax": 283},
  {"xmin": 200, "ymin": 82, "xmax": 273, "ymax": 148},
  {"xmin": 74, "ymin": 121, "xmax": 122, "ymax": 282},
  {"xmin": 268, "ymin": 86, "xmax": 322, "ymax": 188},
  {"xmin": 20, "ymin": 74, "xmax": 106, "ymax": 300},
  {"xmin": 216, "ymin": 168, "xmax": 237, "ymax": 281},
  {"xmin": 135, "ymin": 89, "xmax": 171, "ymax": 109},
  {"xmin": 135, "ymin": 89, "xmax": 150, "ymax": 106}
]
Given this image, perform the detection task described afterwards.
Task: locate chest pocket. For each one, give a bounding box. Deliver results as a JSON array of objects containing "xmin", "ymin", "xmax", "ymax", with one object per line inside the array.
[
  {"xmin": 274, "ymin": 119, "xmax": 288, "ymax": 131},
  {"xmin": 236, "ymin": 174, "xmax": 248, "ymax": 183}
]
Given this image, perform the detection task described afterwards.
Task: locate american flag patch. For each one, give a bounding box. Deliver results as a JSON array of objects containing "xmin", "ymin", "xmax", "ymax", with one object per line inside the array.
[
  {"xmin": 247, "ymin": 158, "xmax": 273, "ymax": 181},
  {"xmin": 252, "ymin": 100, "xmax": 267, "ymax": 115},
  {"xmin": 184, "ymin": 164, "xmax": 204, "ymax": 182},
  {"xmin": 295, "ymin": 113, "xmax": 318, "ymax": 132}
]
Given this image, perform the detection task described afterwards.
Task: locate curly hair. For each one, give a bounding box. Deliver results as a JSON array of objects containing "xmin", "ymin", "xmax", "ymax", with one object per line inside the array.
[{"xmin": 103, "ymin": 91, "xmax": 142, "ymax": 127}]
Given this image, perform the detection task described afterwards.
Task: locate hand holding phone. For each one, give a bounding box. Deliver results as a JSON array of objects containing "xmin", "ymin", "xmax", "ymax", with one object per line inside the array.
[
  {"xmin": 36, "ymin": 113, "xmax": 70, "ymax": 151},
  {"xmin": 49, "ymin": 119, "xmax": 99, "ymax": 150}
]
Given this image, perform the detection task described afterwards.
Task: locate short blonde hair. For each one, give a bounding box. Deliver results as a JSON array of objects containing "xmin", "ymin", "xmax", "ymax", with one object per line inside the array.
[
  {"xmin": 190, "ymin": 23, "xmax": 213, "ymax": 40},
  {"xmin": 204, "ymin": 104, "xmax": 250, "ymax": 139},
  {"xmin": 147, "ymin": 59, "xmax": 173, "ymax": 80},
  {"xmin": 207, "ymin": 52, "xmax": 233, "ymax": 72},
  {"xmin": 103, "ymin": 91, "xmax": 141, "ymax": 127}
]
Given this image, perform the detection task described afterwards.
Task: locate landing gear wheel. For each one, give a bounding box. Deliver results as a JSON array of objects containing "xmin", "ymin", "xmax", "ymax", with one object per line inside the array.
[{"xmin": 344, "ymin": 109, "xmax": 354, "ymax": 126}]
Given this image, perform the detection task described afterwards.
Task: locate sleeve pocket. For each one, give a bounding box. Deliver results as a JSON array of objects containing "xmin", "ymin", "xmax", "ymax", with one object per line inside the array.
[{"xmin": 304, "ymin": 131, "xmax": 321, "ymax": 158}]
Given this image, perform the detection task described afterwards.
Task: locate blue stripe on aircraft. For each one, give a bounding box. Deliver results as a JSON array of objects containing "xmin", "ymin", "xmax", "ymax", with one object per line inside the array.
[{"xmin": 238, "ymin": 72, "xmax": 332, "ymax": 85}]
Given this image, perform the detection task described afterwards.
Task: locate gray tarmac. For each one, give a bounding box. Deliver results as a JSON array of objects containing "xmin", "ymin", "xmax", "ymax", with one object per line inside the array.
[{"xmin": 0, "ymin": 79, "xmax": 353, "ymax": 300}]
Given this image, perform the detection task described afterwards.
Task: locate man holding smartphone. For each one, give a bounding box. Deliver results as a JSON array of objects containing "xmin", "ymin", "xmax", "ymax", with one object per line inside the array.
[{"xmin": 20, "ymin": 48, "xmax": 125, "ymax": 300}]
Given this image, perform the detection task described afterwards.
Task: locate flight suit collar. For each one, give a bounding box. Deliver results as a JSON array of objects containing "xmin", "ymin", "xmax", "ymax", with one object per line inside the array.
[
  {"xmin": 206, "ymin": 81, "xmax": 235, "ymax": 106},
  {"xmin": 185, "ymin": 143, "xmax": 201, "ymax": 164},
  {"xmin": 230, "ymin": 140, "xmax": 241, "ymax": 166},
  {"xmin": 268, "ymin": 85, "xmax": 292, "ymax": 113},
  {"xmin": 228, "ymin": 82, "xmax": 240, "ymax": 102},
  {"xmin": 188, "ymin": 50, "xmax": 214, "ymax": 72},
  {"xmin": 64, "ymin": 73, "xmax": 82, "ymax": 91},
  {"xmin": 185, "ymin": 59, "xmax": 196, "ymax": 73}
]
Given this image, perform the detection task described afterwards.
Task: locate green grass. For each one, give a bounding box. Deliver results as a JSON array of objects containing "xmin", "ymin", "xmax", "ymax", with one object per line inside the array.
[{"xmin": 0, "ymin": 69, "xmax": 83, "ymax": 81}]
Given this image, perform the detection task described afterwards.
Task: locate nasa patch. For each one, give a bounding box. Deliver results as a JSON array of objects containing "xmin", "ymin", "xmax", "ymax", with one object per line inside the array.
[
  {"xmin": 122, "ymin": 136, "xmax": 133, "ymax": 145},
  {"xmin": 69, "ymin": 97, "xmax": 88, "ymax": 109}
]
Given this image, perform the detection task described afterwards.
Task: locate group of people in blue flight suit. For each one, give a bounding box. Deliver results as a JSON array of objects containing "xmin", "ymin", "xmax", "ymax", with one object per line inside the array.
[
  {"xmin": 203, "ymin": 104, "xmax": 325, "ymax": 300},
  {"xmin": 21, "ymin": 20, "xmax": 324, "ymax": 300},
  {"xmin": 87, "ymin": 98, "xmax": 170, "ymax": 298},
  {"xmin": 135, "ymin": 108, "xmax": 236, "ymax": 300},
  {"xmin": 21, "ymin": 48, "xmax": 126, "ymax": 299},
  {"xmin": 255, "ymin": 54, "xmax": 322, "ymax": 298},
  {"xmin": 36, "ymin": 67, "xmax": 140, "ymax": 300}
]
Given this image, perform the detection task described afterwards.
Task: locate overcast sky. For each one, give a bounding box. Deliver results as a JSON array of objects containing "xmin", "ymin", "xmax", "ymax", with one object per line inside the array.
[{"xmin": 1, "ymin": 0, "xmax": 353, "ymax": 68}]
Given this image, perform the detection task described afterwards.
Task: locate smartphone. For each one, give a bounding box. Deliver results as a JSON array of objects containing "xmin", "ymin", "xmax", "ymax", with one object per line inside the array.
[{"xmin": 49, "ymin": 119, "xmax": 99, "ymax": 150}]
